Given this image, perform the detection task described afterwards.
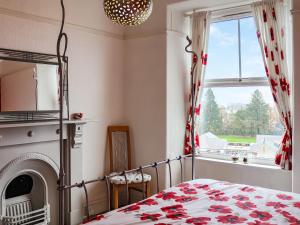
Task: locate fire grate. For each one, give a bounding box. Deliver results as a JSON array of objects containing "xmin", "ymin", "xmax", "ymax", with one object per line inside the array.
[{"xmin": 2, "ymin": 203, "xmax": 50, "ymax": 225}]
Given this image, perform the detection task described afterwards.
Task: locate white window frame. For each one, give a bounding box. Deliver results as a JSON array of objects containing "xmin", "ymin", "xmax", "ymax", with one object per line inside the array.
[
  {"xmin": 197, "ymin": 10, "xmax": 278, "ymax": 167},
  {"xmin": 206, "ymin": 11, "xmax": 269, "ymax": 87}
]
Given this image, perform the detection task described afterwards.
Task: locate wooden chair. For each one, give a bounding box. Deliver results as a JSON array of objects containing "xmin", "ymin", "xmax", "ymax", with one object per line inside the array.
[{"xmin": 107, "ymin": 126, "xmax": 151, "ymax": 209}]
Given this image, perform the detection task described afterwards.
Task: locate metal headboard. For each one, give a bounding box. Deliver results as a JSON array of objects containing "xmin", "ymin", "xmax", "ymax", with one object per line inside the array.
[{"xmin": 60, "ymin": 154, "xmax": 191, "ymax": 223}]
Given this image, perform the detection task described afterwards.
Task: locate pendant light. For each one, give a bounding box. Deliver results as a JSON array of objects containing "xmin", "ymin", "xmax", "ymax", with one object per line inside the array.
[{"xmin": 103, "ymin": 0, "xmax": 153, "ymax": 26}]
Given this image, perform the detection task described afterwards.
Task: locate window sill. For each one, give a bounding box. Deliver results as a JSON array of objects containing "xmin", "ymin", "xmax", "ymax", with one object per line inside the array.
[{"xmin": 195, "ymin": 156, "xmax": 290, "ymax": 172}]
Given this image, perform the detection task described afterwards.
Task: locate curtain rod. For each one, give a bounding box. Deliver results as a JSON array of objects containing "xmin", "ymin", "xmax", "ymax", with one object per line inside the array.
[{"xmin": 184, "ymin": 1, "xmax": 256, "ymax": 17}]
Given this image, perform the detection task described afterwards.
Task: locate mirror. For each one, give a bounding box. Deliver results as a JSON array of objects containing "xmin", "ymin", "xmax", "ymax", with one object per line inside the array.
[
  {"xmin": 0, "ymin": 61, "xmax": 59, "ymax": 111},
  {"xmin": 0, "ymin": 48, "xmax": 69, "ymax": 122}
]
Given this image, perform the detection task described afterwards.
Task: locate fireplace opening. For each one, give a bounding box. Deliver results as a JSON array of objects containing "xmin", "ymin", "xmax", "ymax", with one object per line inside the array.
[
  {"xmin": 5, "ymin": 175, "xmax": 33, "ymax": 199},
  {"xmin": 2, "ymin": 173, "xmax": 50, "ymax": 225}
]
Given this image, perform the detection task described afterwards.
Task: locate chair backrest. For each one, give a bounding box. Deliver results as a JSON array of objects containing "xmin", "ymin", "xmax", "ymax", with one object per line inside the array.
[{"xmin": 107, "ymin": 126, "xmax": 131, "ymax": 173}]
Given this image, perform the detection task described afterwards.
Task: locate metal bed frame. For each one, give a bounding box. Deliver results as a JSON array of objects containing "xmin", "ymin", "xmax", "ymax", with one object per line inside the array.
[
  {"xmin": 55, "ymin": 0, "xmax": 198, "ymax": 224},
  {"xmin": 61, "ymin": 154, "xmax": 192, "ymax": 223}
]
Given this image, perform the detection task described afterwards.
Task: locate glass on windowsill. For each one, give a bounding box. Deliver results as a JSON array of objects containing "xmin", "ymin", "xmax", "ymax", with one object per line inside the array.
[
  {"xmin": 231, "ymin": 152, "xmax": 239, "ymax": 163},
  {"xmin": 241, "ymin": 151, "xmax": 248, "ymax": 164}
]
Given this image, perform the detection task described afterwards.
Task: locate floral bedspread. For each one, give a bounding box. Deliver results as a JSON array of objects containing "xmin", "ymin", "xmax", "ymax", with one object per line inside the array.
[{"xmin": 86, "ymin": 179, "xmax": 300, "ymax": 225}]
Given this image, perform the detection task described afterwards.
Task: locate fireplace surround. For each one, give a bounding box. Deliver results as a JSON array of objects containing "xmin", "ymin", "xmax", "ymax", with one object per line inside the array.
[{"xmin": 0, "ymin": 121, "xmax": 85, "ymax": 225}]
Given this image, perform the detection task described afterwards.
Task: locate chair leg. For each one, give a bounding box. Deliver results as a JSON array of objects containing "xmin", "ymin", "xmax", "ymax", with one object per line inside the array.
[
  {"xmin": 146, "ymin": 182, "xmax": 151, "ymax": 198},
  {"xmin": 112, "ymin": 185, "xmax": 119, "ymax": 209}
]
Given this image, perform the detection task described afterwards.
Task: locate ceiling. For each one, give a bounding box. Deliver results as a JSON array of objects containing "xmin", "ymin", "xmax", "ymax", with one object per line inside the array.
[{"xmin": 168, "ymin": 0, "xmax": 251, "ymax": 12}]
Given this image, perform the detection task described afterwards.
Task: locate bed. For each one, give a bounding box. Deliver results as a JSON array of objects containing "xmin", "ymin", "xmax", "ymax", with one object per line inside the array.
[{"xmin": 85, "ymin": 179, "xmax": 300, "ymax": 225}]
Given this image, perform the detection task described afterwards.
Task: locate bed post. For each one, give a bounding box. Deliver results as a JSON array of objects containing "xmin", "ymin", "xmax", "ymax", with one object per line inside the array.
[
  {"xmin": 185, "ymin": 36, "xmax": 198, "ymax": 180},
  {"xmin": 57, "ymin": 0, "xmax": 68, "ymax": 224}
]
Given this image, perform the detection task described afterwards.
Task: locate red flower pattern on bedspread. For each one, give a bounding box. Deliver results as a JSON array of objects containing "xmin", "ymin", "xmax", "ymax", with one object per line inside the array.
[
  {"xmin": 294, "ymin": 202, "xmax": 300, "ymax": 208},
  {"xmin": 265, "ymin": 201, "xmax": 287, "ymax": 209},
  {"xmin": 186, "ymin": 217, "xmax": 211, "ymax": 225},
  {"xmin": 276, "ymin": 209, "xmax": 300, "ymax": 224},
  {"xmin": 161, "ymin": 204, "xmax": 189, "ymax": 220},
  {"xmin": 161, "ymin": 204, "xmax": 185, "ymax": 213},
  {"xmin": 118, "ymin": 204, "xmax": 140, "ymax": 213},
  {"xmin": 209, "ymin": 195, "xmax": 230, "ymax": 202},
  {"xmin": 235, "ymin": 201, "xmax": 257, "ymax": 210},
  {"xmin": 85, "ymin": 179, "xmax": 300, "ymax": 225},
  {"xmin": 255, "ymin": 196, "xmax": 263, "ymax": 199},
  {"xmin": 180, "ymin": 187, "xmax": 197, "ymax": 195},
  {"xmin": 216, "ymin": 215, "xmax": 247, "ymax": 224},
  {"xmin": 95, "ymin": 215, "xmax": 104, "ymax": 221},
  {"xmin": 208, "ymin": 205, "xmax": 232, "ymax": 214},
  {"xmin": 240, "ymin": 187, "xmax": 256, "ymax": 192},
  {"xmin": 233, "ymin": 195, "xmax": 250, "ymax": 201},
  {"xmin": 207, "ymin": 189, "xmax": 225, "ymax": 196},
  {"xmin": 193, "ymin": 183, "xmax": 210, "ymax": 190},
  {"xmin": 137, "ymin": 198, "xmax": 158, "ymax": 206},
  {"xmin": 277, "ymin": 193, "xmax": 293, "ymax": 200},
  {"xmin": 166, "ymin": 211, "xmax": 188, "ymax": 220},
  {"xmin": 249, "ymin": 211, "xmax": 273, "ymax": 221},
  {"xmin": 174, "ymin": 195, "xmax": 198, "ymax": 203},
  {"xmin": 156, "ymin": 191, "xmax": 177, "ymax": 200},
  {"xmin": 139, "ymin": 213, "xmax": 162, "ymax": 221},
  {"xmin": 247, "ymin": 220, "xmax": 276, "ymax": 225}
]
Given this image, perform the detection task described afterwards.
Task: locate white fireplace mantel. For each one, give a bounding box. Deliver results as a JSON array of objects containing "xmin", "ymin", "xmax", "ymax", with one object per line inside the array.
[
  {"xmin": 0, "ymin": 119, "xmax": 92, "ymax": 129},
  {"xmin": 0, "ymin": 119, "xmax": 92, "ymax": 225}
]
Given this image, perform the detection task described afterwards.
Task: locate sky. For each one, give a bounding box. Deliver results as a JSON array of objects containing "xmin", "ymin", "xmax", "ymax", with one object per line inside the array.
[{"xmin": 203, "ymin": 17, "xmax": 275, "ymax": 107}]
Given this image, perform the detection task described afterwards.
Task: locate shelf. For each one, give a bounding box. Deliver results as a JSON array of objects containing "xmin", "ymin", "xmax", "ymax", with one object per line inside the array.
[{"xmin": 0, "ymin": 119, "xmax": 96, "ymax": 129}]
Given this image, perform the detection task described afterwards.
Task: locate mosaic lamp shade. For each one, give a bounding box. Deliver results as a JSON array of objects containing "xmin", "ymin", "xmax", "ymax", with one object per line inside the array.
[{"xmin": 103, "ymin": 0, "xmax": 153, "ymax": 27}]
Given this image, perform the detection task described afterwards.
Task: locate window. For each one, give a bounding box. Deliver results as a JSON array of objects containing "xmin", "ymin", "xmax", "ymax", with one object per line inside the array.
[{"xmin": 198, "ymin": 16, "xmax": 284, "ymax": 165}]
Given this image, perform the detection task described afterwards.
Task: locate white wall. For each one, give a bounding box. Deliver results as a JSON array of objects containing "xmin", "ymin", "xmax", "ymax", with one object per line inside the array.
[
  {"xmin": 185, "ymin": 158, "xmax": 292, "ymax": 191},
  {"xmin": 0, "ymin": 0, "xmax": 124, "ymax": 37},
  {"xmin": 124, "ymin": 0, "xmax": 183, "ymax": 39},
  {"xmin": 124, "ymin": 34, "xmax": 167, "ymax": 191},
  {"xmin": 123, "ymin": 0, "xmax": 184, "ymax": 192},
  {"xmin": 166, "ymin": 31, "xmax": 189, "ymax": 186},
  {"xmin": 0, "ymin": 0, "xmax": 125, "ymax": 216}
]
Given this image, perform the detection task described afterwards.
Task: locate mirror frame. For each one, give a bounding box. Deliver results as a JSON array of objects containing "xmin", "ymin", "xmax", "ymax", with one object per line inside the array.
[{"xmin": 0, "ymin": 48, "xmax": 69, "ymax": 123}]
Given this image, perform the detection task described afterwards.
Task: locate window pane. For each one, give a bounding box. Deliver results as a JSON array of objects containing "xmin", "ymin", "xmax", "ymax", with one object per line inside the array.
[
  {"xmin": 205, "ymin": 20, "xmax": 239, "ymax": 79},
  {"xmin": 240, "ymin": 17, "xmax": 266, "ymax": 78},
  {"xmin": 199, "ymin": 87, "xmax": 284, "ymax": 163}
]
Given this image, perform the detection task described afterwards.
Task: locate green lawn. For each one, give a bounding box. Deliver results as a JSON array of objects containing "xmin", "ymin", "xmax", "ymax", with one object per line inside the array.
[{"xmin": 218, "ymin": 135, "xmax": 256, "ymax": 144}]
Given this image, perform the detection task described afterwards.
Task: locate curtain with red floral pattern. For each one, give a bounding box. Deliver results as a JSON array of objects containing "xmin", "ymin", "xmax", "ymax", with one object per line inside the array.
[
  {"xmin": 184, "ymin": 12, "xmax": 211, "ymax": 155},
  {"xmin": 252, "ymin": 0, "xmax": 292, "ymax": 170}
]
